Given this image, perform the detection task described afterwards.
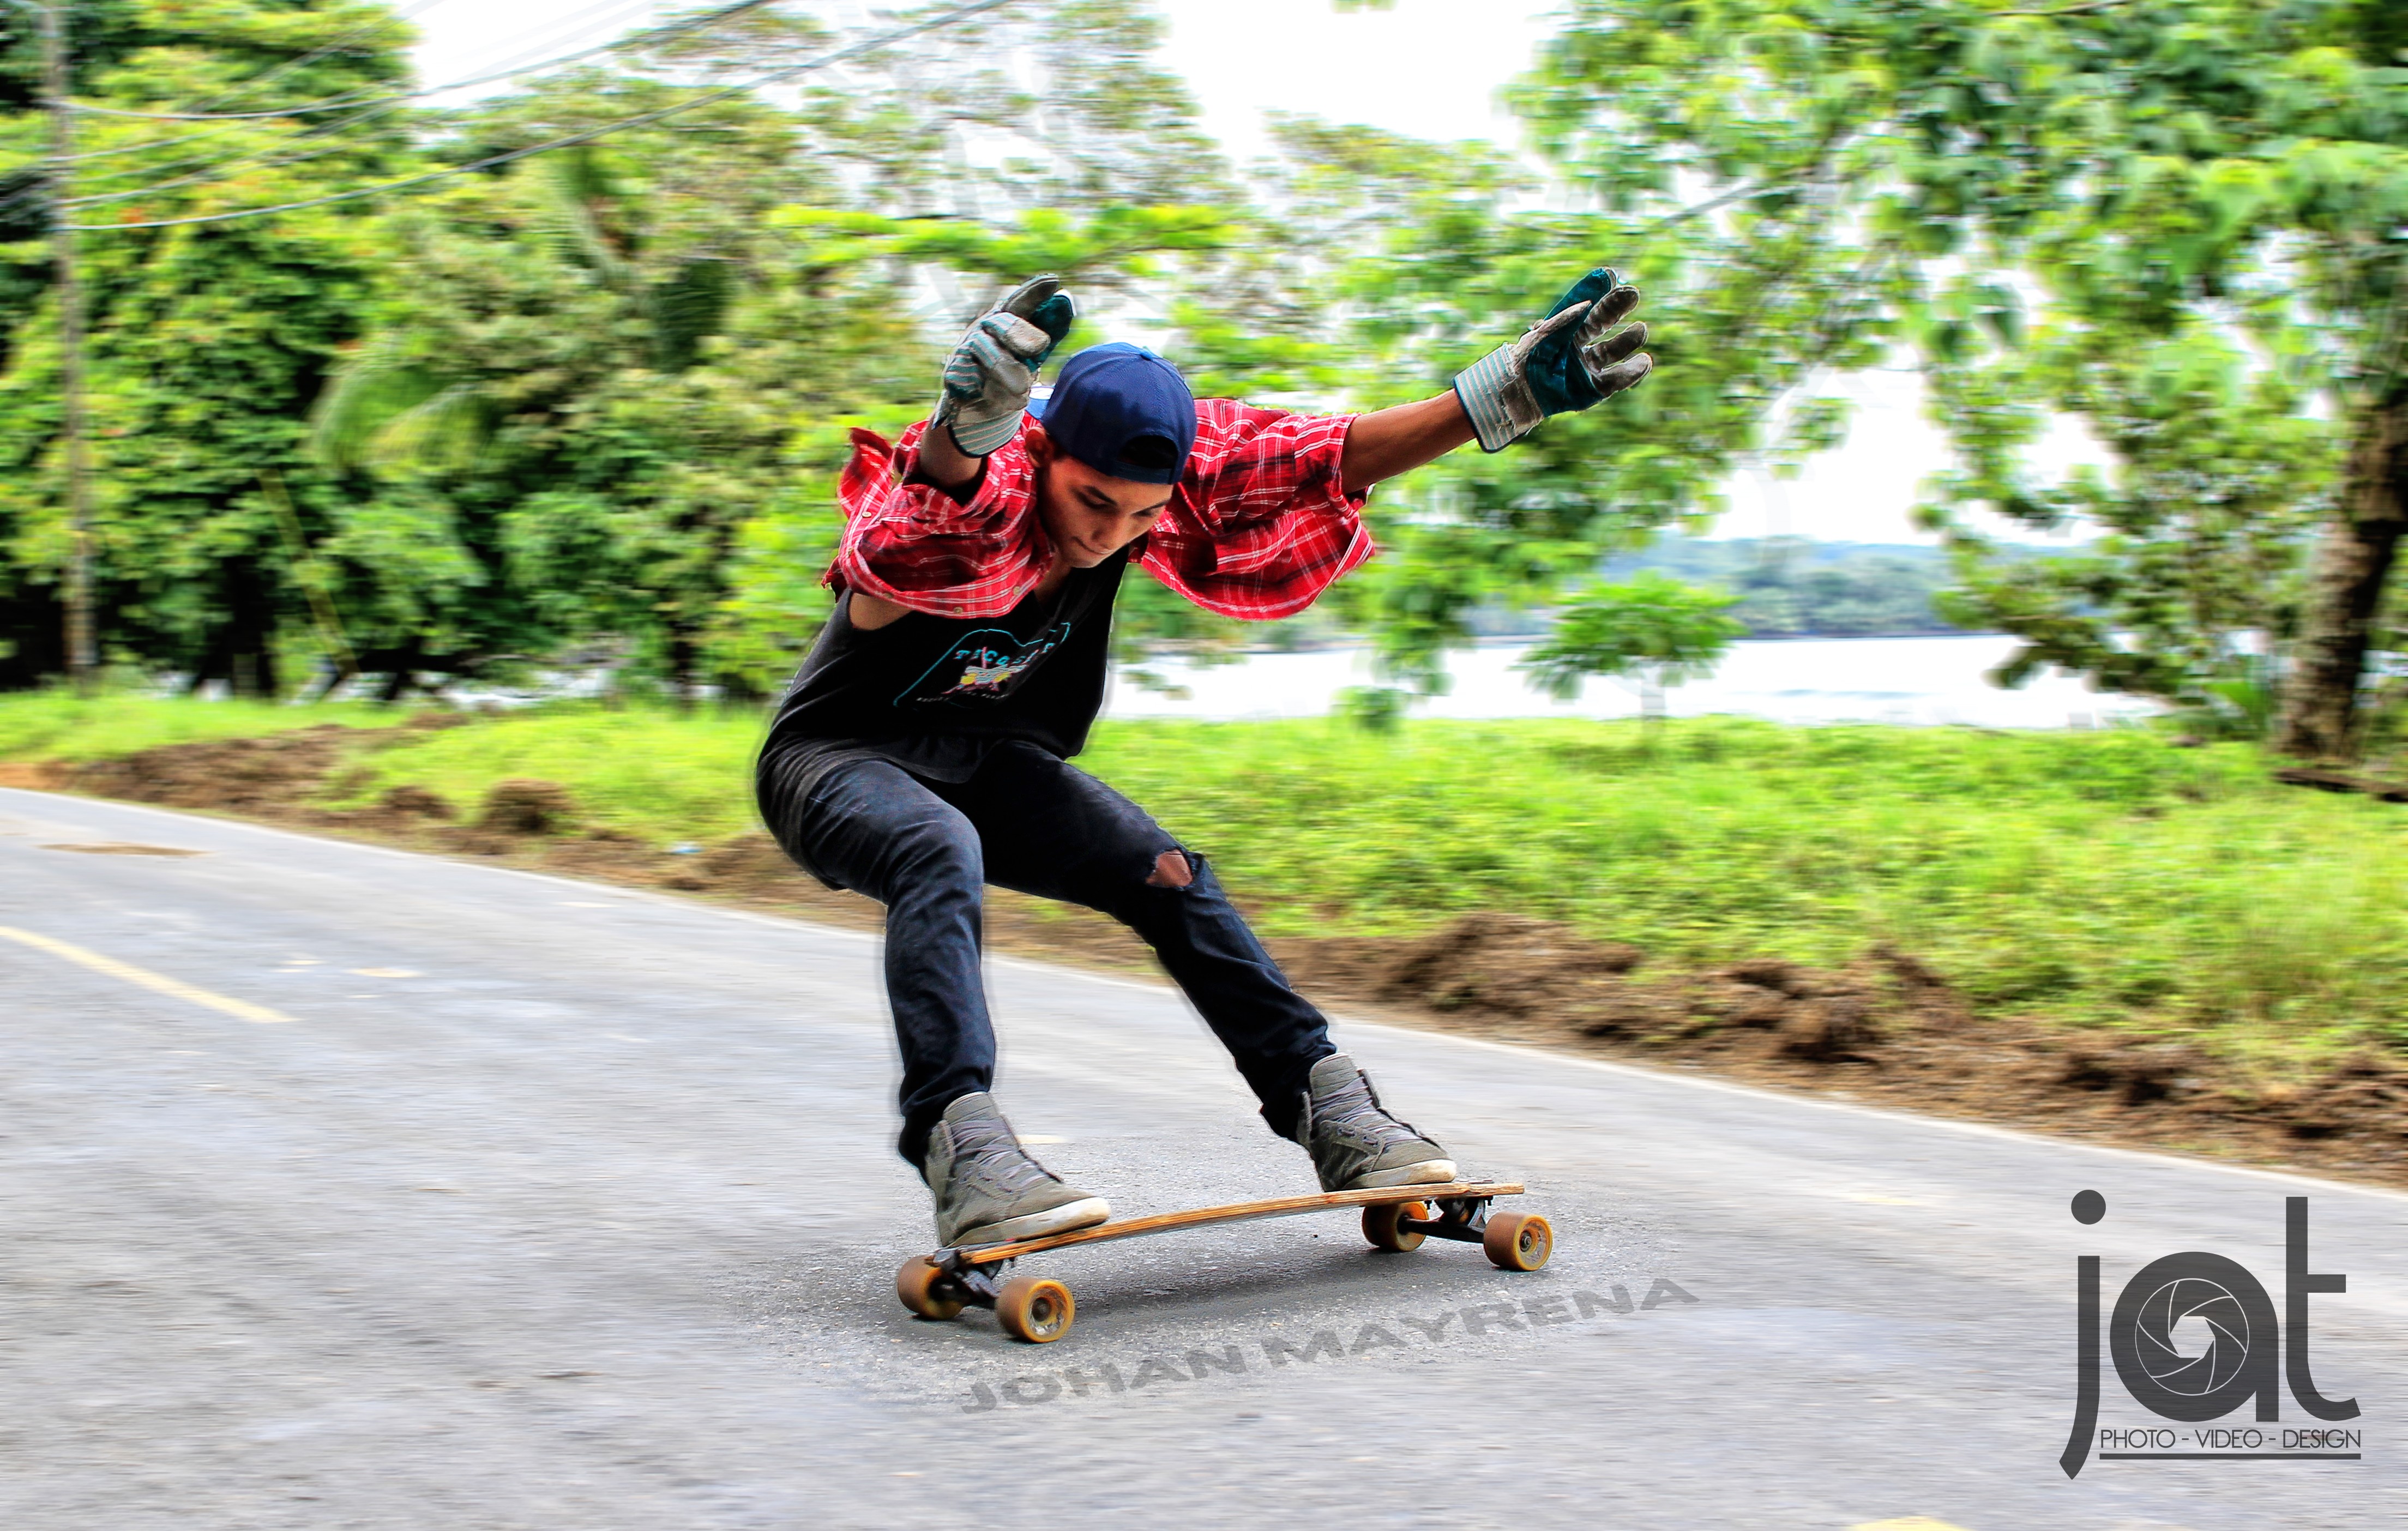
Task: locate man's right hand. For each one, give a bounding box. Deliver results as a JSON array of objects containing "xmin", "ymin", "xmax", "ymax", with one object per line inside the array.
[{"xmin": 933, "ymin": 275, "xmax": 1078, "ymax": 459}]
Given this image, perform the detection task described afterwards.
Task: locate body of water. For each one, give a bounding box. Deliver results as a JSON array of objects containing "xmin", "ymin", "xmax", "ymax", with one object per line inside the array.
[{"xmin": 1105, "ymin": 632, "xmax": 2159, "ymax": 729}]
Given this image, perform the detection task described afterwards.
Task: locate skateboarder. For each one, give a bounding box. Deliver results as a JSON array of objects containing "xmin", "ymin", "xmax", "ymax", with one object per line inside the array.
[{"xmin": 758, "ymin": 271, "xmax": 1653, "ymax": 1247}]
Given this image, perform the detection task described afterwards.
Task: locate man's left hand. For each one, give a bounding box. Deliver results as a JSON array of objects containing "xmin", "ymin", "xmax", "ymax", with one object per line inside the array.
[{"xmin": 1453, "ymin": 268, "xmax": 1653, "ymax": 453}]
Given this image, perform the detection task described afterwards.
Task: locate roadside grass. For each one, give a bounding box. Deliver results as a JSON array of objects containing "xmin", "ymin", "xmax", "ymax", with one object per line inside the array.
[
  {"xmin": 0, "ymin": 690, "xmax": 395, "ymax": 762},
  {"xmin": 322, "ymin": 703, "xmax": 774, "ymax": 845},
  {"xmin": 7, "ymin": 694, "xmax": 2403, "ymax": 1058},
  {"xmin": 1086, "ymin": 719, "xmax": 2406, "ymax": 1059}
]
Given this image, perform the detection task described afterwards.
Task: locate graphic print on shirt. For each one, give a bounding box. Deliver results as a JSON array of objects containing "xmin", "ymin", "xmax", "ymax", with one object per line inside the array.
[{"xmin": 895, "ymin": 621, "xmax": 1072, "ymax": 709}]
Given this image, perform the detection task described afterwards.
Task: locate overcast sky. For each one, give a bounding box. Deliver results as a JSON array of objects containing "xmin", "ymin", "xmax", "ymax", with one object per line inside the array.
[{"xmin": 407, "ymin": 0, "xmax": 2094, "ymax": 547}]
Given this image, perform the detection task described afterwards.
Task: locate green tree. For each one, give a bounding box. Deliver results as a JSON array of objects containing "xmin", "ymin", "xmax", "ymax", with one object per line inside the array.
[
  {"xmin": 1924, "ymin": 315, "xmax": 2333, "ymax": 720},
  {"xmin": 0, "ymin": 0, "xmax": 417, "ymax": 692},
  {"xmin": 1523, "ymin": 1, "xmax": 2401, "ymax": 755},
  {"xmin": 1520, "ymin": 570, "xmax": 1745, "ymax": 721},
  {"xmin": 312, "ymin": 74, "xmax": 925, "ymax": 698}
]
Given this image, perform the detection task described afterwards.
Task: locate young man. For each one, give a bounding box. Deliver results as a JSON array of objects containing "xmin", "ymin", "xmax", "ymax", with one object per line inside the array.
[{"xmin": 757, "ymin": 270, "xmax": 1653, "ymax": 1248}]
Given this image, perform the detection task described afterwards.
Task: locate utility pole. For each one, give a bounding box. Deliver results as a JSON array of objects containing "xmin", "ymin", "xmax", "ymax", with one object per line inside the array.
[{"xmin": 40, "ymin": 1, "xmax": 96, "ymax": 694}]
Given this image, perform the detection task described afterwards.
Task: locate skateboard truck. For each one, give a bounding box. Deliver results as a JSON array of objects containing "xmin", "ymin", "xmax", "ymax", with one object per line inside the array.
[
  {"xmin": 896, "ymin": 1180, "xmax": 1549, "ymax": 1343},
  {"xmin": 924, "ymin": 1250, "xmax": 1005, "ymax": 1304},
  {"xmin": 1394, "ymin": 1194, "xmax": 1497, "ymax": 1244}
]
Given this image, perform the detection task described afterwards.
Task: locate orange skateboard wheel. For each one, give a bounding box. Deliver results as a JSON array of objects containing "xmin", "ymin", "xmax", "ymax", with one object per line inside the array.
[
  {"xmin": 1362, "ymin": 1200, "xmax": 1429, "ymax": 1252},
  {"xmin": 1483, "ymin": 1211, "xmax": 1552, "ymax": 1271},
  {"xmin": 895, "ymin": 1255, "xmax": 964, "ymax": 1321},
  {"xmin": 995, "ymin": 1275, "xmax": 1074, "ymax": 1343}
]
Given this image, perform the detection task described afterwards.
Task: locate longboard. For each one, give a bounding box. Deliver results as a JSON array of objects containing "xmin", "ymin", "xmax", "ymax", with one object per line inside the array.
[{"xmin": 895, "ymin": 1179, "xmax": 1548, "ymax": 1343}]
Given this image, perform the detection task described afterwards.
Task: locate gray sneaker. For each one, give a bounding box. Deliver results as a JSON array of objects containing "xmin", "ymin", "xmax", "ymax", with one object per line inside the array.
[
  {"xmin": 924, "ymin": 1093, "xmax": 1110, "ymax": 1247},
  {"xmin": 1298, "ymin": 1053, "xmax": 1459, "ymax": 1191}
]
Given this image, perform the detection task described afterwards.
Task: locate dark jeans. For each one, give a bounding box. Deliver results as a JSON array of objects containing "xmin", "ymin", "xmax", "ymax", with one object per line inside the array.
[{"xmin": 756, "ymin": 738, "xmax": 1335, "ymax": 1164}]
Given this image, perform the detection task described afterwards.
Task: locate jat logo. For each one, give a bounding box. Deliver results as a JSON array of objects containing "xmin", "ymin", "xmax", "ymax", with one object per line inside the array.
[{"xmin": 2061, "ymin": 1192, "xmax": 2361, "ymax": 1478}]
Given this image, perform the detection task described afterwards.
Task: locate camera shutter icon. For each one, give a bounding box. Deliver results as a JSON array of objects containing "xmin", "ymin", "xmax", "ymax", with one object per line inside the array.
[{"xmin": 2109, "ymin": 1252, "xmax": 2280, "ymax": 1423}]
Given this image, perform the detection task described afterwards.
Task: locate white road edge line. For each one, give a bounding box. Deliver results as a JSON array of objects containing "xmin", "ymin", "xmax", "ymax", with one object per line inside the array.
[{"xmin": 9, "ymin": 784, "xmax": 2404, "ymax": 1204}]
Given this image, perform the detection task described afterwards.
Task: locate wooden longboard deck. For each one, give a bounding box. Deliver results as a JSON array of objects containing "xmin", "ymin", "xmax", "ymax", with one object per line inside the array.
[{"xmin": 953, "ymin": 1180, "xmax": 1524, "ymax": 1265}]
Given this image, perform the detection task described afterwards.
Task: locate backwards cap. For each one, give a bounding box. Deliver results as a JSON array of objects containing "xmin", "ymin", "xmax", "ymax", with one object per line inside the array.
[{"xmin": 1027, "ymin": 341, "xmax": 1196, "ymax": 486}]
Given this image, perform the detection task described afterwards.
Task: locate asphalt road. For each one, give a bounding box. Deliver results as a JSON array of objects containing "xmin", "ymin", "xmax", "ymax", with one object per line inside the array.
[{"xmin": 3, "ymin": 786, "xmax": 2401, "ymax": 1530}]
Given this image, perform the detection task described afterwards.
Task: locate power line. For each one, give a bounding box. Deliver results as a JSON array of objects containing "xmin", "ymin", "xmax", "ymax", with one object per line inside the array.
[
  {"xmin": 406, "ymin": 0, "xmax": 672, "ymax": 101},
  {"xmin": 0, "ymin": 0, "xmax": 463, "ymax": 227},
  {"xmin": 69, "ymin": 0, "xmax": 782, "ymax": 123},
  {"xmin": 65, "ymin": 0, "xmax": 1016, "ymax": 232},
  {"xmin": 66, "ymin": 0, "xmax": 654, "ymax": 121},
  {"xmin": 68, "ymin": 97, "xmax": 374, "ymax": 122},
  {"xmin": 58, "ymin": 103, "xmax": 414, "ymax": 212},
  {"xmin": 182, "ymin": 0, "xmax": 455, "ymax": 116},
  {"xmin": 21, "ymin": 0, "xmax": 725, "ymax": 224},
  {"xmin": 54, "ymin": 1, "xmax": 659, "ymax": 206},
  {"xmin": 61, "ymin": 84, "xmax": 428, "ymax": 201},
  {"xmin": 39, "ymin": 0, "xmax": 455, "ymax": 168},
  {"xmin": 56, "ymin": 0, "xmax": 454, "ymax": 122},
  {"xmin": 1, "ymin": 0, "xmax": 797, "ymax": 225},
  {"xmin": 52, "ymin": 122, "xmax": 294, "ymax": 165}
]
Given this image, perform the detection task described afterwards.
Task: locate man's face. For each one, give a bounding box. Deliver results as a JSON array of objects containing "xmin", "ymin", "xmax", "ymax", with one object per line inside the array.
[{"xmin": 1028, "ymin": 427, "xmax": 1174, "ymax": 568}]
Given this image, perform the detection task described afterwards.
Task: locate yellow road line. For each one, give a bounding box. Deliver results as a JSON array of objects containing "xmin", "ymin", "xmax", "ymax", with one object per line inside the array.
[{"xmin": 0, "ymin": 925, "xmax": 298, "ymax": 1025}]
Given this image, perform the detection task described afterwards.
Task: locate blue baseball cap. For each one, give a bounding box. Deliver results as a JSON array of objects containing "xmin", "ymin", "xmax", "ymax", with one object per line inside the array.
[{"xmin": 1026, "ymin": 341, "xmax": 1196, "ymax": 485}]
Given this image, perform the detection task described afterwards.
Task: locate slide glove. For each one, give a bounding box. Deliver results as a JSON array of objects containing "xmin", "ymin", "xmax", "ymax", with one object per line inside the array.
[
  {"xmin": 1453, "ymin": 267, "xmax": 1652, "ymax": 453},
  {"xmin": 935, "ymin": 274, "xmax": 1078, "ymax": 458}
]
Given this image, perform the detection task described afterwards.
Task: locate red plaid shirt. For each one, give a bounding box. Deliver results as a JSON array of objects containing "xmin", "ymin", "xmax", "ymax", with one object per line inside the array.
[{"xmin": 830, "ymin": 400, "xmax": 1374, "ymax": 620}]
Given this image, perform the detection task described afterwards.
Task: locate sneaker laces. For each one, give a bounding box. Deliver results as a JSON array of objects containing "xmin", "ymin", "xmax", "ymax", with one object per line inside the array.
[
  {"xmin": 1311, "ymin": 1067, "xmax": 1428, "ymax": 1150},
  {"xmin": 952, "ymin": 1116, "xmax": 1061, "ymax": 1197}
]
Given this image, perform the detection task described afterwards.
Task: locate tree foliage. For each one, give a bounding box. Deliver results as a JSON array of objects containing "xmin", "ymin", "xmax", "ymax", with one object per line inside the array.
[
  {"xmin": 1925, "ymin": 315, "xmax": 2334, "ymax": 708},
  {"xmin": 4, "ymin": 0, "xmax": 2402, "ymax": 750},
  {"xmin": 1519, "ymin": 571, "xmax": 1746, "ymax": 719},
  {"xmin": 1, "ymin": 0, "xmax": 416, "ymax": 692},
  {"xmin": 306, "ymin": 74, "xmax": 922, "ymax": 697},
  {"xmin": 1532, "ymin": 1, "xmax": 2402, "ymax": 751},
  {"xmin": 1, "ymin": 1, "xmax": 1255, "ymax": 698}
]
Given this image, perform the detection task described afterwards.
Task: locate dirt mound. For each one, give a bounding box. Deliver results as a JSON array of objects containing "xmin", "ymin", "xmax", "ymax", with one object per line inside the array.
[
  {"xmin": 478, "ymin": 779, "xmax": 575, "ymax": 835},
  {"xmin": 661, "ymin": 833, "xmax": 797, "ymax": 894},
  {"xmin": 378, "ymin": 783, "xmax": 453, "ymax": 821},
  {"xmin": 1388, "ymin": 912, "xmax": 1644, "ymax": 1014},
  {"xmin": 68, "ymin": 725, "xmax": 366, "ymax": 814},
  {"xmin": 1275, "ymin": 913, "xmax": 1644, "ymax": 1024},
  {"xmin": 1275, "ymin": 913, "xmax": 1883, "ymax": 1053},
  {"xmin": 1269, "ymin": 914, "xmax": 2407, "ymax": 1176},
  {"xmin": 2273, "ymin": 766, "xmax": 2408, "ymax": 803},
  {"xmin": 2058, "ymin": 1040, "xmax": 2214, "ymax": 1107},
  {"xmin": 2253, "ymin": 1053, "xmax": 2408, "ymax": 1142},
  {"xmin": 312, "ymin": 782, "xmax": 459, "ymax": 835}
]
